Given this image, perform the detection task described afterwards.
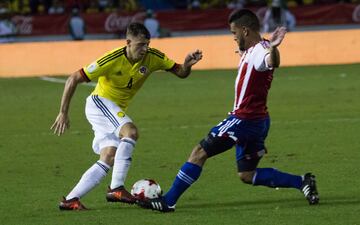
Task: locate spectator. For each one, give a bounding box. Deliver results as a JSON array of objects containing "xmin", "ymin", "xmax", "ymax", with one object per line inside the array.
[
  {"xmin": 29, "ymin": 0, "xmax": 51, "ymax": 14},
  {"xmin": 188, "ymin": 0, "xmax": 201, "ymax": 10},
  {"xmin": 10, "ymin": 0, "xmax": 32, "ymax": 14},
  {"xmin": 86, "ymin": 0, "xmax": 99, "ymax": 13},
  {"xmin": 0, "ymin": 13, "xmax": 17, "ymax": 43},
  {"xmin": 0, "ymin": 1, "xmax": 9, "ymax": 14},
  {"xmin": 144, "ymin": 9, "xmax": 159, "ymax": 38},
  {"xmin": 227, "ymin": 0, "xmax": 246, "ymax": 9},
  {"xmin": 295, "ymin": 0, "xmax": 304, "ymax": 5},
  {"xmin": 98, "ymin": 0, "xmax": 109, "ymax": 12},
  {"xmin": 48, "ymin": 0, "xmax": 65, "ymax": 14},
  {"xmin": 69, "ymin": 8, "xmax": 86, "ymax": 40},
  {"xmin": 262, "ymin": 0, "xmax": 296, "ymax": 33},
  {"xmin": 119, "ymin": 0, "xmax": 139, "ymax": 12}
]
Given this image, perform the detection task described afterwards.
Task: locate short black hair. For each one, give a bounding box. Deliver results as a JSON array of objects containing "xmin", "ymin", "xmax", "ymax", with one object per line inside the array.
[
  {"xmin": 228, "ymin": 9, "xmax": 260, "ymax": 32},
  {"xmin": 126, "ymin": 22, "xmax": 151, "ymax": 39}
]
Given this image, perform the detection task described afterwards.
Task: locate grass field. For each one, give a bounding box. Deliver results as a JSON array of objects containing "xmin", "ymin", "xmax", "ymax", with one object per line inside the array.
[{"xmin": 1, "ymin": 64, "xmax": 360, "ymax": 225}]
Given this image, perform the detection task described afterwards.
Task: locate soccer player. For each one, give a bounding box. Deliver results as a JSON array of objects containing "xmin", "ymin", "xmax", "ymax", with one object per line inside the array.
[
  {"xmin": 51, "ymin": 22, "xmax": 203, "ymax": 210},
  {"xmin": 138, "ymin": 9, "xmax": 319, "ymax": 212}
]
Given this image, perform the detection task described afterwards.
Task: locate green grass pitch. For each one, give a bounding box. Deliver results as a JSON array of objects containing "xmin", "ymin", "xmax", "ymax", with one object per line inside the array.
[{"xmin": 0, "ymin": 64, "xmax": 360, "ymax": 225}]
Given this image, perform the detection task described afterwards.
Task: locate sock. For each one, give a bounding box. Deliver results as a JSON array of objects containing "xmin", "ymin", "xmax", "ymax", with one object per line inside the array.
[
  {"xmin": 66, "ymin": 160, "xmax": 110, "ymax": 200},
  {"xmin": 253, "ymin": 168, "xmax": 302, "ymax": 189},
  {"xmin": 110, "ymin": 137, "xmax": 136, "ymax": 189},
  {"xmin": 164, "ymin": 162, "xmax": 202, "ymax": 206}
]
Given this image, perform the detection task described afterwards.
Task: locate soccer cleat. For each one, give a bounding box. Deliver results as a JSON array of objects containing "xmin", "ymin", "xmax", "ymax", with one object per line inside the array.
[
  {"xmin": 106, "ymin": 186, "xmax": 137, "ymax": 204},
  {"xmin": 137, "ymin": 197, "xmax": 175, "ymax": 213},
  {"xmin": 59, "ymin": 197, "xmax": 87, "ymax": 211},
  {"xmin": 301, "ymin": 173, "xmax": 319, "ymax": 205}
]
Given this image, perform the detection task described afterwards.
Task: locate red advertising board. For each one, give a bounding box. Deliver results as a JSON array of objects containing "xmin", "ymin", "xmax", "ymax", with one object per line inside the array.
[{"xmin": 11, "ymin": 3, "xmax": 360, "ymax": 36}]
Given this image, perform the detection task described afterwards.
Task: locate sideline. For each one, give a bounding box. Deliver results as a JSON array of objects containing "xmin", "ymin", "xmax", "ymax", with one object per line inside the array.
[{"xmin": 40, "ymin": 76, "xmax": 96, "ymax": 86}]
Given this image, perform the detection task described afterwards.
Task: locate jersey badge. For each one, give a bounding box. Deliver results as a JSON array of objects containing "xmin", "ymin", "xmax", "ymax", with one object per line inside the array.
[
  {"xmin": 87, "ymin": 62, "xmax": 98, "ymax": 73},
  {"xmin": 139, "ymin": 66, "xmax": 148, "ymax": 75},
  {"xmin": 117, "ymin": 111, "xmax": 125, "ymax": 118}
]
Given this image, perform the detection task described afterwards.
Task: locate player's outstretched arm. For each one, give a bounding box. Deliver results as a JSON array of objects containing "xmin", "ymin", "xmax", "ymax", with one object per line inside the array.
[
  {"xmin": 267, "ymin": 26, "xmax": 287, "ymax": 68},
  {"xmin": 170, "ymin": 49, "xmax": 203, "ymax": 78},
  {"xmin": 51, "ymin": 70, "xmax": 86, "ymax": 136}
]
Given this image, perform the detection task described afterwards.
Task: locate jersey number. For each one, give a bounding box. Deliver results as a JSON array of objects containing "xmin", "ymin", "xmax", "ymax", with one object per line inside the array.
[{"xmin": 127, "ymin": 78, "xmax": 133, "ymax": 89}]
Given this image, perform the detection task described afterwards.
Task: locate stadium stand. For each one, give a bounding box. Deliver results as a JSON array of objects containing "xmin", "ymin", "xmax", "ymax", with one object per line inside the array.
[{"xmin": 0, "ymin": 0, "xmax": 359, "ymax": 42}]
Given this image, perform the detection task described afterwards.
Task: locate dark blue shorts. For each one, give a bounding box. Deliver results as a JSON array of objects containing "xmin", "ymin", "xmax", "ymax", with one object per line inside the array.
[{"xmin": 207, "ymin": 115, "xmax": 270, "ymax": 171}]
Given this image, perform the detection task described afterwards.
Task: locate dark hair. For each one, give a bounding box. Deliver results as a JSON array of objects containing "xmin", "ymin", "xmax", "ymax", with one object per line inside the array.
[
  {"xmin": 126, "ymin": 22, "xmax": 151, "ymax": 39},
  {"xmin": 228, "ymin": 9, "xmax": 260, "ymax": 32}
]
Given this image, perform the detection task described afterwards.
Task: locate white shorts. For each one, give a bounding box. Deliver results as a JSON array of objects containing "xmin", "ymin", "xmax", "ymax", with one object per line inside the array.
[{"xmin": 85, "ymin": 95, "xmax": 132, "ymax": 154}]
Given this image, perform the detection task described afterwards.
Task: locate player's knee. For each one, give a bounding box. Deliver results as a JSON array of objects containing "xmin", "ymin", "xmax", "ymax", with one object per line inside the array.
[
  {"xmin": 119, "ymin": 123, "xmax": 139, "ymax": 140},
  {"xmin": 238, "ymin": 171, "xmax": 255, "ymax": 184},
  {"xmin": 100, "ymin": 147, "xmax": 116, "ymax": 166},
  {"xmin": 200, "ymin": 134, "xmax": 235, "ymax": 158},
  {"xmin": 188, "ymin": 144, "xmax": 208, "ymax": 166}
]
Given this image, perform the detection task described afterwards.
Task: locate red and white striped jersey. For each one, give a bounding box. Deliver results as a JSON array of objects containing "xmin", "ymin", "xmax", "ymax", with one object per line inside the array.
[{"xmin": 231, "ymin": 40, "xmax": 274, "ymax": 120}]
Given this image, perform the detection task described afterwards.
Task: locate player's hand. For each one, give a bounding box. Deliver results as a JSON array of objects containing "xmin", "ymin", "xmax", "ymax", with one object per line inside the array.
[
  {"xmin": 184, "ymin": 49, "xmax": 203, "ymax": 67},
  {"xmin": 269, "ymin": 27, "xmax": 287, "ymax": 48},
  {"xmin": 51, "ymin": 112, "xmax": 70, "ymax": 136}
]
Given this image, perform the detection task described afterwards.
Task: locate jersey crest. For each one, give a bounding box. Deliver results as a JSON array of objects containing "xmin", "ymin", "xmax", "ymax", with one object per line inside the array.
[{"xmin": 139, "ymin": 66, "xmax": 148, "ymax": 75}]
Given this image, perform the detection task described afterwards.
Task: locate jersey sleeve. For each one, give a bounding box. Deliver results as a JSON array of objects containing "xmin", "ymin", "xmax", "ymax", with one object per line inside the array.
[
  {"xmin": 82, "ymin": 48, "xmax": 122, "ymax": 81},
  {"xmin": 82, "ymin": 61, "xmax": 104, "ymax": 81},
  {"xmin": 148, "ymin": 48, "xmax": 176, "ymax": 71},
  {"xmin": 253, "ymin": 41, "xmax": 273, "ymax": 72},
  {"xmin": 160, "ymin": 54, "xmax": 176, "ymax": 71}
]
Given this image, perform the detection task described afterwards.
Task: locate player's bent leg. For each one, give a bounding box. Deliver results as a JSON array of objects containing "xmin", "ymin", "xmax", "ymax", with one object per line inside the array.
[
  {"xmin": 137, "ymin": 145, "xmax": 206, "ymax": 212},
  {"xmin": 162, "ymin": 135, "xmax": 235, "ymax": 207},
  {"xmin": 99, "ymin": 146, "xmax": 135, "ymax": 204},
  {"xmin": 100, "ymin": 146, "xmax": 116, "ymax": 166},
  {"xmin": 162, "ymin": 145, "xmax": 206, "ymax": 207},
  {"xmin": 60, "ymin": 154, "xmax": 112, "ymax": 210},
  {"xmin": 238, "ymin": 171, "xmax": 256, "ymax": 184},
  {"xmin": 188, "ymin": 144, "xmax": 208, "ymax": 166},
  {"xmin": 236, "ymin": 154, "xmax": 261, "ymax": 185},
  {"xmin": 108, "ymin": 122, "xmax": 138, "ymax": 204},
  {"xmin": 119, "ymin": 122, "xmax": 139, "ymax": 141},
  {"xmin": 252, "ymin": 168, "xmax": 303, "ymax": 189},
  {"xmin": 139, "ymin": 135, "xmax": 236, "ymax": 212}
]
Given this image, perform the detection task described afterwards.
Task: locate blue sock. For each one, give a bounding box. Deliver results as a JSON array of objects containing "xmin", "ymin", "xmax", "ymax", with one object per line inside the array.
[
  {"xmin": 253, "ymin": 168, "xmax": 302, "ymax": 189},
  {"xmin": 164, "ymin": 162, "xmax": 202, "ymax": 206}
]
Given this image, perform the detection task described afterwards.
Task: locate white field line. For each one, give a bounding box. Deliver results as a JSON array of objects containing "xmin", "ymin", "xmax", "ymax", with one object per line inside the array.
[
  {"xmin": 1, "ymin": 118, "xmax": 359, "ymax": 138},
  {"xmin": 40, "ymin": 76, "xmax": 96, "ymax": 87}
]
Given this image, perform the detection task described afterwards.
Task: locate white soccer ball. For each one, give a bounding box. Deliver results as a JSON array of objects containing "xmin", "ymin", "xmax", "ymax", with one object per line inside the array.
[{"xmin": 131, "ymin": 179, "xmax": 162, "ymax": 200}]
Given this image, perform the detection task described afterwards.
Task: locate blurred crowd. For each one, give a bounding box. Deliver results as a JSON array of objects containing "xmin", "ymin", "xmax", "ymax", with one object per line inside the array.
[
  {"xmin": 1, "ymin": 0, "xmax": 359, "ymax": 43},
  {"xmin": 0, "ymin": 0, "xmax": 139, "ymax": 15},
  {"xmin": 0, "ymin": 0, "xmax": 358, "ymax": 15}
]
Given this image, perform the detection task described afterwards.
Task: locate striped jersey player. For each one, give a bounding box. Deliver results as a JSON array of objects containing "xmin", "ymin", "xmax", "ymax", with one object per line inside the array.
[
  {"xmin": 232, "ymin": 39, "xmax": 273, "ymax": 120},
  {"xmin": 51, "ymin": 22, "xmax": 203, "ymax": 210},
  {"xmin": 138, "ymin": 9, "xmax": 319, "ymax": 213}
]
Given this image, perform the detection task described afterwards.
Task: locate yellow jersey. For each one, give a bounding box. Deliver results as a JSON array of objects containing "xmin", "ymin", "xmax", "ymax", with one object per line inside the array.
[{"xmin": 81, "ymin": 47, "xmax": 175, "ymax": 111}]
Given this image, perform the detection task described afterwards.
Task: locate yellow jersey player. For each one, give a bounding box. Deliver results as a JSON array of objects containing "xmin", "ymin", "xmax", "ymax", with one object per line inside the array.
[{"xmin": 51, "ymin": 22, "xmax": 203, "ymax": 210}]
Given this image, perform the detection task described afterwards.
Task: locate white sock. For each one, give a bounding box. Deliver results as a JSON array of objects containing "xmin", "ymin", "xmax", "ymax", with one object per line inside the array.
[
  {"xmin": 66, "ymin": 160, "xmax": 110, "ymax": 200},
  {"xmin": 110, "ymin": 137, "xmax": 136, "ymax": 189}
]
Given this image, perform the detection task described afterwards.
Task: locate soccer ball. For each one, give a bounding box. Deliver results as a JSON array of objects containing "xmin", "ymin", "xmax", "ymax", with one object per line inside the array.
[{"xmin": 131, "ymin": 179, "xmax": 162, "ymax": 200}]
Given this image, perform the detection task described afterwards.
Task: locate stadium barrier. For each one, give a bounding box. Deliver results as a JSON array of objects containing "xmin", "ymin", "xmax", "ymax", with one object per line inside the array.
[{"xmin": 1, "ymin": 29, "xmax": 360, "ymax": 77}]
